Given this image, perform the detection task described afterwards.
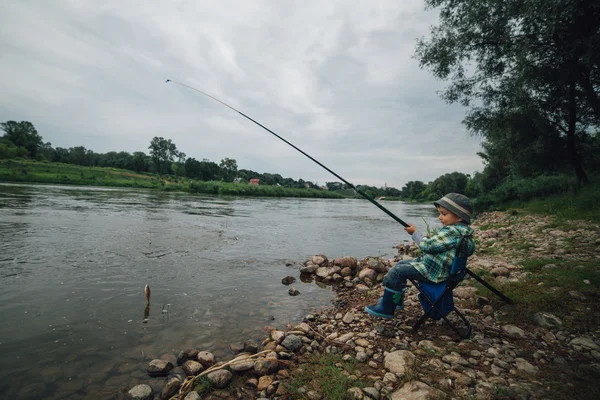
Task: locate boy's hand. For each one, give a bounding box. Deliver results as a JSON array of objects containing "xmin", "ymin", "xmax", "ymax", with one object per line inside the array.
[{"xmin": 404, "ymin": 224, "xmax": 417, "ymax": 235}]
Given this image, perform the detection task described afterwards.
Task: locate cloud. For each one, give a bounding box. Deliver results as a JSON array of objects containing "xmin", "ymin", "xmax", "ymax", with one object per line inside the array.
[{"xmin": 0, "ymin": 0, "xmax": 483, "ymax": 189}]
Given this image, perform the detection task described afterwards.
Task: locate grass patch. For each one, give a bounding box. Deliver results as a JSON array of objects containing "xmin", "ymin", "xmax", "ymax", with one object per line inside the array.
[
  {"xmin": 475, "ymin": 258, "xmax": 600, "ymax": 328},
  {"xmin": 192, "ymin": 375, "xmax": 212, "ymax": 395},
  {"xmin": 285, "ymin": 354, "xmax": 366, "ymax": 399},
  {"xmin": 513, "ymin": 242, "xmax": 536, "ymax": 251}
]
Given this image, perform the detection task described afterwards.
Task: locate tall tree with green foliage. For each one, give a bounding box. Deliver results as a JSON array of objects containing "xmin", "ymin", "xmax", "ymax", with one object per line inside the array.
[
  {"xmin": 415, "ymin": 0, "xmax": 600, "ymax": 184},
  {"xmin": 219, "ymin": 157, "xmax": 238, "ymax": 182},
  {"xmin": 1, "ymin": 121, "xmax": 44, "ymax": 158},
  {"xmin": 148, "ymin": 137, "xmax": 181, "ymax": 175}
]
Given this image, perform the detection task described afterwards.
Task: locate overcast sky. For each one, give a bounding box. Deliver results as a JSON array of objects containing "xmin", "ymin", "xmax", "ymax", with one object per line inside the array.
[{"xmin": 0, "ymin": 0, "xmax": 483, "ymax": 189}]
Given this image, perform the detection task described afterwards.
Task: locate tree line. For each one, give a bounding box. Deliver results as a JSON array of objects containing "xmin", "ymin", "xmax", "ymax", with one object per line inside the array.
[{"xmin": 1, "ymin": 120, "xmax": 480, "ymax": 198}]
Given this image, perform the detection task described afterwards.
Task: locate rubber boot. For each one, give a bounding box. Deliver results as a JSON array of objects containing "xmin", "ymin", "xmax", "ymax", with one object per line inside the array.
[
  {"xmin": 374, "ymin": 288, "xmax": 406, "ymax": 310},
  {"xmin": 395, "ymin": 288, "xmax": 406, "ymax": 310},
  {"xmin": 365, "ymin": 287, "xmax": 401, "ymax": 319}
]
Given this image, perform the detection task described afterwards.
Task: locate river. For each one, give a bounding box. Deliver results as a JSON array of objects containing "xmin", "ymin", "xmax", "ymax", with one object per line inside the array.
[{"xmin": 0, "ymin": 182, "xmax": 439, "ymax": 399}]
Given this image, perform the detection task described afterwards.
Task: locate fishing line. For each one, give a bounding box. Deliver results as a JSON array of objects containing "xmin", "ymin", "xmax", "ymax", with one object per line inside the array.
[{"xmin": 166, "ymin": 79, "xmax": 409, "ymax": 227}]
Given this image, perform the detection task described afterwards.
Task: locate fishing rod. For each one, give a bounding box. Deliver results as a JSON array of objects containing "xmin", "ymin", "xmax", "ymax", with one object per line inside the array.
[{"xmin": 166, "ymin": 79, "xmax": 409, "ymax": 228}]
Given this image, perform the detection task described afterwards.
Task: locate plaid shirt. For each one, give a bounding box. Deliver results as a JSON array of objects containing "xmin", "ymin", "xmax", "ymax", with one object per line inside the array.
[{"xmin": 411, "ymin": 224, "xmax": 475, "ymax": 283}]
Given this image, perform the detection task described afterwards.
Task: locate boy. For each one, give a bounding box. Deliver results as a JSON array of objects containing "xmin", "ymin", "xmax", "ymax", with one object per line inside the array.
[{"xmin": 365, "ymin": 193, "xmax": 475, "ymax": 319}]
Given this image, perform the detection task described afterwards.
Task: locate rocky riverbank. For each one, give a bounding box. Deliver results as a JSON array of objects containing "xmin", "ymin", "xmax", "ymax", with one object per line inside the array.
[{"xmin": 126, "ymin": 211, "xmax": 600, "ymax": 400}]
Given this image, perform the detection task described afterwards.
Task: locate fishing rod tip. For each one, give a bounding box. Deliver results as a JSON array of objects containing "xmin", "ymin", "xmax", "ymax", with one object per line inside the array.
[{"xmin": 165, "ymin": 79, "xmax": 171, "ymax": 83}]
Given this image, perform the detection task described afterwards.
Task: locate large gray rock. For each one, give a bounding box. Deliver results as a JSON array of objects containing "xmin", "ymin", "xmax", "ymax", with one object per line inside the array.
[
  {"xmin": 147, "ymin": 360, "xmax": 174, "ymax": 377},
  {"xmin": 207, "ymin": 369, "xmax": 232, "ymax": 389},
  {"xmin": 384, "ymin": 350, "xmax": 416, "ymax": 375},
  {"xmin": 281, "ymin": 334, "xmax": 302, "ymax": 352},
  {"xmin": 391, "ymin": 381, "xmax": 445, "ymax": 400},
  {"xmin": 569, "ymin": 337, "xmax": 600, "ymax": 350},
  {"xmin": 127, "ymin": 384, "xmax": 153, "ymax": 400}
]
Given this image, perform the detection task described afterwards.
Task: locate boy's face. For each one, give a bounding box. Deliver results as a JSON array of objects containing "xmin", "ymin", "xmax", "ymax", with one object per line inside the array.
[{"xmin": 437, "ymin": 206, "xmax": 462, "ymax": 226}]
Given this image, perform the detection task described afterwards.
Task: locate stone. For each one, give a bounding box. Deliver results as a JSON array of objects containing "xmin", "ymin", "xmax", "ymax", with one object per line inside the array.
[
  {"xmin": 196, "ymin": 351, "xmax": 215, "ymax": 368},
  {"xmin": 244, "ymin": 339, "xmax": 259, "ymax": 353},
  {"xmin": 454, "ymin": 286, "xmax": 477, "ymax": 299},
  {"xmin": 356, "ymin": 284, "xmax": 370, "ymax": 292},
  {"xmin": 363, "ymin": 386, "xmax": 381, "ymax": 399},
  {"xmin": 532, "ymin": 312, "xmax": 563, "ymax": 328},
  {"xmin": 383, "ymin": 372, "xmax": 398, "ymax": 384},
  {"xmin": 569, "ymin": 337, "xmax": 600, "ymax": 350},
  {"xmin": 347, "ymin": 387, "xmax": 364, "ymax": 399},
  {"xmin": 186, "ymin": 349, "xmax": 200, "ymax": 359},
  {"xmin": 384, "ymin": 350, "xmax": 416, "ymax": 375},
  {"xmin": 391, "ymin": 381, "xmax": 445, "ymax": 400},
  {"xmin": 300, "ymin": 264, "xmax": 317, "ymax": 274},
  {"xmin": 357, "ymin": 352, "xmax": 368, "ymax": 362},
  {"xmin": 229, "ymin": 342, "xmax": 245, "ymax": 354},
  {"xmin": 182, "ymin": 360, "xmax": 203, "ymax": 376},
  {"xmin": 207, "ymin": 369, "xmax": 232, "ymax": 389},
  {"xmin": 127, "ymin": 384, "xmax": 153, "ymax": 400},
  {"xmin": 271, "ymin": 330, "xmax": 286, "ymax": 343},
  {"xmin": 316, "ymin": 266, "xmax": 334, "ymax": 278},
  {"xmin": 515, "ymin": 358, "xmax": 539, "ymax": 374},
  {"xmin": 254, "ymin": 358, "xmax": 279, "ymax": 375},
  {"xmin": 335, "ymin": 256, "xmax": 358, "ymax": 268},
  {"xmin": 312, "ymin": 255, "xmax": 328, "ymax": 265},
  {"xmin": 231, "ymin": 360, "xmax": 255, "ymax": 372},
  {"xmin": 184, "ymin": 392, "xmax": 201, "ymax": 400},
  {"xmin": 245, "ymin": 378, "xmax": 258, "ymax": 389},
  {"xmin": 359, "ymin": 268, "xmax": 378, "ymax": 281},
  {"xmin": 343, "ymin": 312, "xmax": 355, "ymax": 324},
  {"xmin": 281, "ymin": 276, "xmax": 296, "ymax": 285},
  {"xmin": 289, "ymin": 287, "xmax": 300, "ymax": 296},
  {"xmin": 257, "ymin": 375, "xmax": 273, "ymax": 391},
  {"xmin": 281, "ymin": 334, "xmax": 303, "ymax": 352},
  {"xmin": 338, "ymin": 332, "xmax": 354, "ymax": 342},
  {"xmin": 502, "ymin": 325, "xmax": 525, "ymax": 339},
  {"xmin": 159, "ymin": 377, "xmax": 181, "ymax": 400},
  {"xmin": 490, "ymin": 267, "xmax": 510, "ymax": 277},
  {"xmin": 147, "ymin": 360, "xmax": 174, "ymax": 377}
]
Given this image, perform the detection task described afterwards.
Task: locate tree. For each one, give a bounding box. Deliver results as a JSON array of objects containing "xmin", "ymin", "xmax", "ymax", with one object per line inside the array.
[
  {"xmin": 1, "ymin": 120, "xmax": 44, "ymax": 157},
  {"xmin": 430, "ymin": 172, "xmax": 469, "ymax": 199},
  {"xmin": 132, "ymin": 152, "xmax": 149, "ymax": 172},
  {"xmin": 148, "ymin": 137, "xmax": 181, "ymax": 175},
  {"xmin": 219, "ymin": 158, "xmax": 238, "ymax": 182},
  {"xmin": 415, "ymin": 0, "xmax": 600, "ymax": 184}
]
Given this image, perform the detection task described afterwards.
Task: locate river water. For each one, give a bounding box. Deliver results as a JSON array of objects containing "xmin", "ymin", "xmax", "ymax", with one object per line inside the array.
[{"xmin": 0, "ymin": 183, "xmax": 439, "ymax": 399}]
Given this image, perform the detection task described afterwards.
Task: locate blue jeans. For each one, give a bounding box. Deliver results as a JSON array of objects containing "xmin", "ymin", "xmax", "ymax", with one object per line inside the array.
[{"xmin": 383, "ymin": 259, "xmax": 428, "ymax": 292}]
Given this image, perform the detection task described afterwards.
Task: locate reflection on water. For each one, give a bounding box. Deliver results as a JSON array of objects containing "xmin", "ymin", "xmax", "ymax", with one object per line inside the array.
[{"xmin": 0, "ymin": 183, "xmax": 439, "ymax": 399}]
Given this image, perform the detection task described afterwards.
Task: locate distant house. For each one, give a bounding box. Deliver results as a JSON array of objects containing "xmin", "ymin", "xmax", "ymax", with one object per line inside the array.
[
  {"xmin": 304, "ymin": 183, "xmax": 311, "ymax": 188},
  {"xmin": 320, "ymin": 185, "xmax": 328, "ymax": 190},
  {"xmin": 248, "ymin": 178, "xmax": 260, "ymax": 185},
  {"xmin": 233, "ymin": 177, "xmax": 242, "ymax": 184}
]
